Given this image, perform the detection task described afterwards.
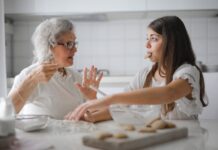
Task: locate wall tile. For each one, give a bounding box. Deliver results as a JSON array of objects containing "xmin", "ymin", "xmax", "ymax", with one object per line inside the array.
[
  {"xmin": 124, "ymin": 39, "xmax": 142, "ymax": 57},
  {"xmin": 192, "ymin": 39, "xmax": 207, "ymax": 56},
  {"xmin": 208, "ymin": 38, "xmax": 218, "ymax": 55},
  {"xmin": 109, "ymin": 40, "xmax": 125, "ymax": 56},
  {"xmin": 207, "ymin": 55, "xmax": 218, "ymax": 65},
  {"xmin": 125, "ymin": 20, "xmax": 142, "ymax": 39},
  {"xmin": 13, "ymin": 57, "xmax": 32, "ymax": 75},
  {"xmin": 13, "ymin": 41, "xmax": 33, "ymax": 57},
  {"xmin": 109, "ymin": 56, "xmax": 125, "ymax": 75},
  {"xmin": 208, "ymin": 18, "xmax": 218, "ymax": 38},
  {"xmin": 109, "ymin": 21, "xmax": 125, "ymax": 40},
  {"xmin": 124, "ymin": 56, "xmax": 141, "ymax": 75},
  {"xmin": 10, "ymin": 17, "xmax": 218, "ymax": 76},
  {"xmin": 191, "ymin": 18, "xmax": 207, "ymax": 38}
]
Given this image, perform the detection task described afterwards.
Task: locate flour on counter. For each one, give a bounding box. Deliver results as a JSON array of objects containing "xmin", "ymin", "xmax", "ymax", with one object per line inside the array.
[{"xmin": 47, "ymin": 119, "xmax": 97, "ymax": 135}]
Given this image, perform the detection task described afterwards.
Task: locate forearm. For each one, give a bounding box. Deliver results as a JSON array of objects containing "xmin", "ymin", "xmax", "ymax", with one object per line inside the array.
[
  {"xmin": 8, "ymin": 73, "xmax": 38, "ymax": 113},
  {"xmin": 111, "ymin": 86, "xmax": 175, "ymax": 105}
]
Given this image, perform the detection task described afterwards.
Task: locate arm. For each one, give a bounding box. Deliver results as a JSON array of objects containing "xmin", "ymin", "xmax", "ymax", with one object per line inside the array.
[
  {"xmin": 8, "ymin": 63, "xmax": 58, "ymax": 113},
  {"xmin": 111, "ymin": 79, "xmax": 192, "ymax": 105},
  {"xmin": 8, "ymin": 73, "xmax": 38, "ymax": 113},
  {"xmin": 65, "ymin": 78, "xmax": 192, "ymax": 121}
]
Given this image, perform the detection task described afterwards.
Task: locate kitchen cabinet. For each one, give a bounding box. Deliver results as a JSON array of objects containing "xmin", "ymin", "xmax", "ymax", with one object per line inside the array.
[
  {"xmin": 4, "ymin": 0, "xmax": 146, "ymax": 15},
  {"xmin": 147, "ymin": 0, "xmax": 218, "ymax": 11},
  {"xmin": 4, "ymin": 0, "xmax": 218, "ymax": 16},
  {"xmin": 199, "ymin": 72, "xmax": 218, "ymax": 120}
]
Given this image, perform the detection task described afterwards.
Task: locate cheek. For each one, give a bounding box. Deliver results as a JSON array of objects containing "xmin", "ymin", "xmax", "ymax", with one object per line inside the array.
[{"xmin": 53, "ymin": 50, "xmax": 66, "ymax": 62}]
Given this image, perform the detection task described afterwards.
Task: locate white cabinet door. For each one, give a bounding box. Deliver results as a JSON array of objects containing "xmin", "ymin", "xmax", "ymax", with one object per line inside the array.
[
  {"xmin": 147, "ymin": 0, "xmax": 218, "ymax": 11},
  {"xmin": 0, "ymin": 0, "xmax": 7, "ymax": 97},
  {"xmin": 4, "ymin": 0, "xmax": 147, "ymax": 15},
  {"xmin": 199, "ymin": 73, "xmax": 218, "ymax": 119}
]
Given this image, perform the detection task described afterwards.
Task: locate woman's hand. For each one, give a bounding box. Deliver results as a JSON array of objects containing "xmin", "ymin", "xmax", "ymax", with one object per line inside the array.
[
  {"xmin": 75, "ymin": 65, "xmax": 103, "ymax": 100},
  {"xmin": 31, "ymin": 62, "xmax": 59, "ymax": 84},
  {"xmin": 64, "ymin": 97, "xmax": 111, "ymax": 121},
  {"xmin": 83, "ymin": 108, "xmax": 112, "ymax": 123}
]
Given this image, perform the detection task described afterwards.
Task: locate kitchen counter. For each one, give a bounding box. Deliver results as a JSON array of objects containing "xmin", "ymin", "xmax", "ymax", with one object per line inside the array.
[{"xmin": 11, "ymin": 119, "xmax": 218, "ymax": 150}]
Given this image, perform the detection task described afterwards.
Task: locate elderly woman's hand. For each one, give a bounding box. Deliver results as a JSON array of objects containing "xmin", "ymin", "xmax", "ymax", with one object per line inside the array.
[
  {"xmin": 75, "ymin": 65, "xmax": 103, "ymax": 100},
  {"xmin": 64, "ymin": 97, "xmax": 110, "ymax": 121},
  {"xmin": 31, "ymin": 62, "xmax": 59, "ymax": 84}
]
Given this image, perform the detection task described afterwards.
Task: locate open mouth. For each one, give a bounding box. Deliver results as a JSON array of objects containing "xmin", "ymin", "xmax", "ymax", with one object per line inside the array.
[
  {"xmin": 68, "ymin": 56, "xmax": 73, "ymax": 60},
  {"xmin": 144, "ymin": 53, "xmax": 152, "ymax": 59}
]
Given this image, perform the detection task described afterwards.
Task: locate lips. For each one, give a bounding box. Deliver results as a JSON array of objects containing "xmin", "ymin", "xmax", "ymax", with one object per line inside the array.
[
  {"xmin": 144, "ymin": 53, "xmax": 152, "ymax": 59},
  {"xmin": 68, "ymin": 56, "xmax": 73, "ymax": 59}
]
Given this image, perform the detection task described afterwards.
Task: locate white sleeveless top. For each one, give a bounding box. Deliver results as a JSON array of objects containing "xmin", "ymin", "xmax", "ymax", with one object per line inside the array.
[{"xmin": 125, "ymin": 64, "xmax": 208, "ymax": 120}]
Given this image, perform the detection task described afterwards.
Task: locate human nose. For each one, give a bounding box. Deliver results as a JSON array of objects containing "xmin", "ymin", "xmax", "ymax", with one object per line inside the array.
[
  {"xmin": 145, "ymin": 40, "xmax": 151, "ymax": 49},
  {"xmin": 73, "ymin": 48, "xmax": 77, "ymax": 54},
  {"xmin": 70, "ymin": 47, "xmax": 77, "ymax": 54}
]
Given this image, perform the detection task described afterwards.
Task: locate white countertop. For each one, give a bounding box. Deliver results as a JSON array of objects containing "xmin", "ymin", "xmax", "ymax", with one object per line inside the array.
[{"xmin": 11, "ymin": 119, "xmax": 218, "ymax": 150}]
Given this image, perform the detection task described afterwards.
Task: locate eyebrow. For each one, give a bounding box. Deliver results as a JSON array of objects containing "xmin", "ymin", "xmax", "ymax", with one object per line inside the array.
[
  {"xmin": 146, "ymin": 34, "xmax": 161, "ymax": 39},
  {"xmin": 150, "ymin": 34, "xmax": 160, "ymax": 37}
]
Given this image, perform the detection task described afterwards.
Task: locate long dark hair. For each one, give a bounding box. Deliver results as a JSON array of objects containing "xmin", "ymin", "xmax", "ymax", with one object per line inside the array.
[{"xmin": 144, "ymin": 16, "xmax": 208, "ymax": 115}]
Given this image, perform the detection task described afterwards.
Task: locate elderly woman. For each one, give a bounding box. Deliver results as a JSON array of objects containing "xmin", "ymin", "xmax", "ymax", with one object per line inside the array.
[{"xmin": 8, "ymin": 18, "xmax": 108, "ymax": 120}]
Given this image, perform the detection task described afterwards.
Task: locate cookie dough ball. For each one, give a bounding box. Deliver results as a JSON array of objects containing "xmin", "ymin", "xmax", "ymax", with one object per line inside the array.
[
  {"xmin": 113, "ymin": 133, "xmax": 128, "ymax": 139},
  {"xmin": 151, "ymin": 120, "xmax": 168, "ymax": 129},
  {"xmin": 97, "ymin": 132, "xmax": 113, "ymax": 140},
  {"xmin": 166, "ymin": 122, "xmax": 176, "ymax": 128},
  {"xmin": 121, "ymin": 124, "xmax": 135, "ymax": 131}
]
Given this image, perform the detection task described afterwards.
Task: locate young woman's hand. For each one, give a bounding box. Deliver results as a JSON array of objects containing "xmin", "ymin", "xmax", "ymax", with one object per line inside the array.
[
  {"xmin": 75, "ymin": 65, "xmax": 103, "ymax": 100},
  {"xmin": 30, "ymin": 62, "xmax": 59, "ymax": 84},
  {"xmin": 64, "ymin": 97, "xmax": 110, "ymax": 121}
]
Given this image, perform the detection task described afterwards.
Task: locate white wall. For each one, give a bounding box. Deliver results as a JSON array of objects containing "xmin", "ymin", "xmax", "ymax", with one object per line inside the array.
[
  {"xmin": 10, "ymin": 16, "xmax": 218, "ymax": 76},
  {"xmin": 0, "ymin": 0, "xmax": 7, "ymax": 97}
]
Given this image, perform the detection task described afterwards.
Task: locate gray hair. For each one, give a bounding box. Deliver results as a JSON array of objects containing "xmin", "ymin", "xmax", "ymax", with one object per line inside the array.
[{"xmin": 31, "ymin": 18, "xmax": 74, "ymax": 63}]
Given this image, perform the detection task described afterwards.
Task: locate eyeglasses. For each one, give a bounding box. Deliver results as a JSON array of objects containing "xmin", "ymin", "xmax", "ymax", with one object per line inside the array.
[{"xmin": 56, "ymin": 41, "xmax": 78, "ymax": 50}]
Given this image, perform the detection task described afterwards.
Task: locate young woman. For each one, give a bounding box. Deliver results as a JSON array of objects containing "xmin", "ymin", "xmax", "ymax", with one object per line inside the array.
[{"xmin": 65, "ymin": 16, "xmax": 208, "ymax": 121}]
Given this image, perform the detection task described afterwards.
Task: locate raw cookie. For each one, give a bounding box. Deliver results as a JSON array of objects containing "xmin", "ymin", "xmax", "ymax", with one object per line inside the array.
[
  {"xmin": 121, "ymin": 124, "xmax": 135, "ymax": 131},
  {"xmin": 97, "ymin": 132, "xmax": 113, "ymax": 140},
  {"xmin": 113, "ymin": 133, "xmax": 128, "ymax": 139},
  {"xmin": 138, "ymin": 127, "xmax": 156, "ymax": 133},
  {"xmin": 151, "ymin": 120, "xmax": 168, "ymax": 129},
  {"xmin": 166, "ymin": 122, "xmax": 176, "ymax": 128}
]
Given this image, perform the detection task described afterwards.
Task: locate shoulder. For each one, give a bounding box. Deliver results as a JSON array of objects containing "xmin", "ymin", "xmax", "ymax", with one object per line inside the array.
[
  {"xmin": 136, "ymin": 64, "xmax": 153, "ymax": 78},
  {"xmin": 15, "ymin": 63, "xmax": 38, "ymax": 79},
  {"xmin": 11, "ymin": 63, "xmax": 38, "ymax": 89},
  {"xmin": 173, "ymin": 63, "xmax": 199, "ymax": 80},
  {"xmin": 125, "ymin": 64, "xmax": 153, "ymax": 91}
]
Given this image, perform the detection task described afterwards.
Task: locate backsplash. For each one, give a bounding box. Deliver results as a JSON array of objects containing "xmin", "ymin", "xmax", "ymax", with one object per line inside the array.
[{"xmin": 7, "ymin": 17, "xmax": 218, "ymax": 76}]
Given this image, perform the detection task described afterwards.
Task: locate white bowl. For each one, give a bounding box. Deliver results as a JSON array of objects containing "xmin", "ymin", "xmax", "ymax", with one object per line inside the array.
[
  {"xmin": 109, "ymin": 104, "xmax": 160, "ymax": 125},
  {"xmin": 15, "ymin": 115, "xmax": 49, "ymax": 132}
]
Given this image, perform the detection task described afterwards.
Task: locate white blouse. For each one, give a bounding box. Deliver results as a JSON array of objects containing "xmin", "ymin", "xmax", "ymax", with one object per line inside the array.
[
  {"xmin": 10, "ymin": 63, "xmax": 84, "ymax": 119},
  {"xmin": 125, "ymin": 64, "xmax": 208, "ymax": 120}
]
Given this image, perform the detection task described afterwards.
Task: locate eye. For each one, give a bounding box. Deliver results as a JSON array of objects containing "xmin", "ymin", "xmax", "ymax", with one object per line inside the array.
[
  {"xmin": 151, "ymin": 37, "xmax": 158, "ymax": 42},
  {"xmin": 66, "ymin": 42, "xmax": 74, "ymax": 49}
]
